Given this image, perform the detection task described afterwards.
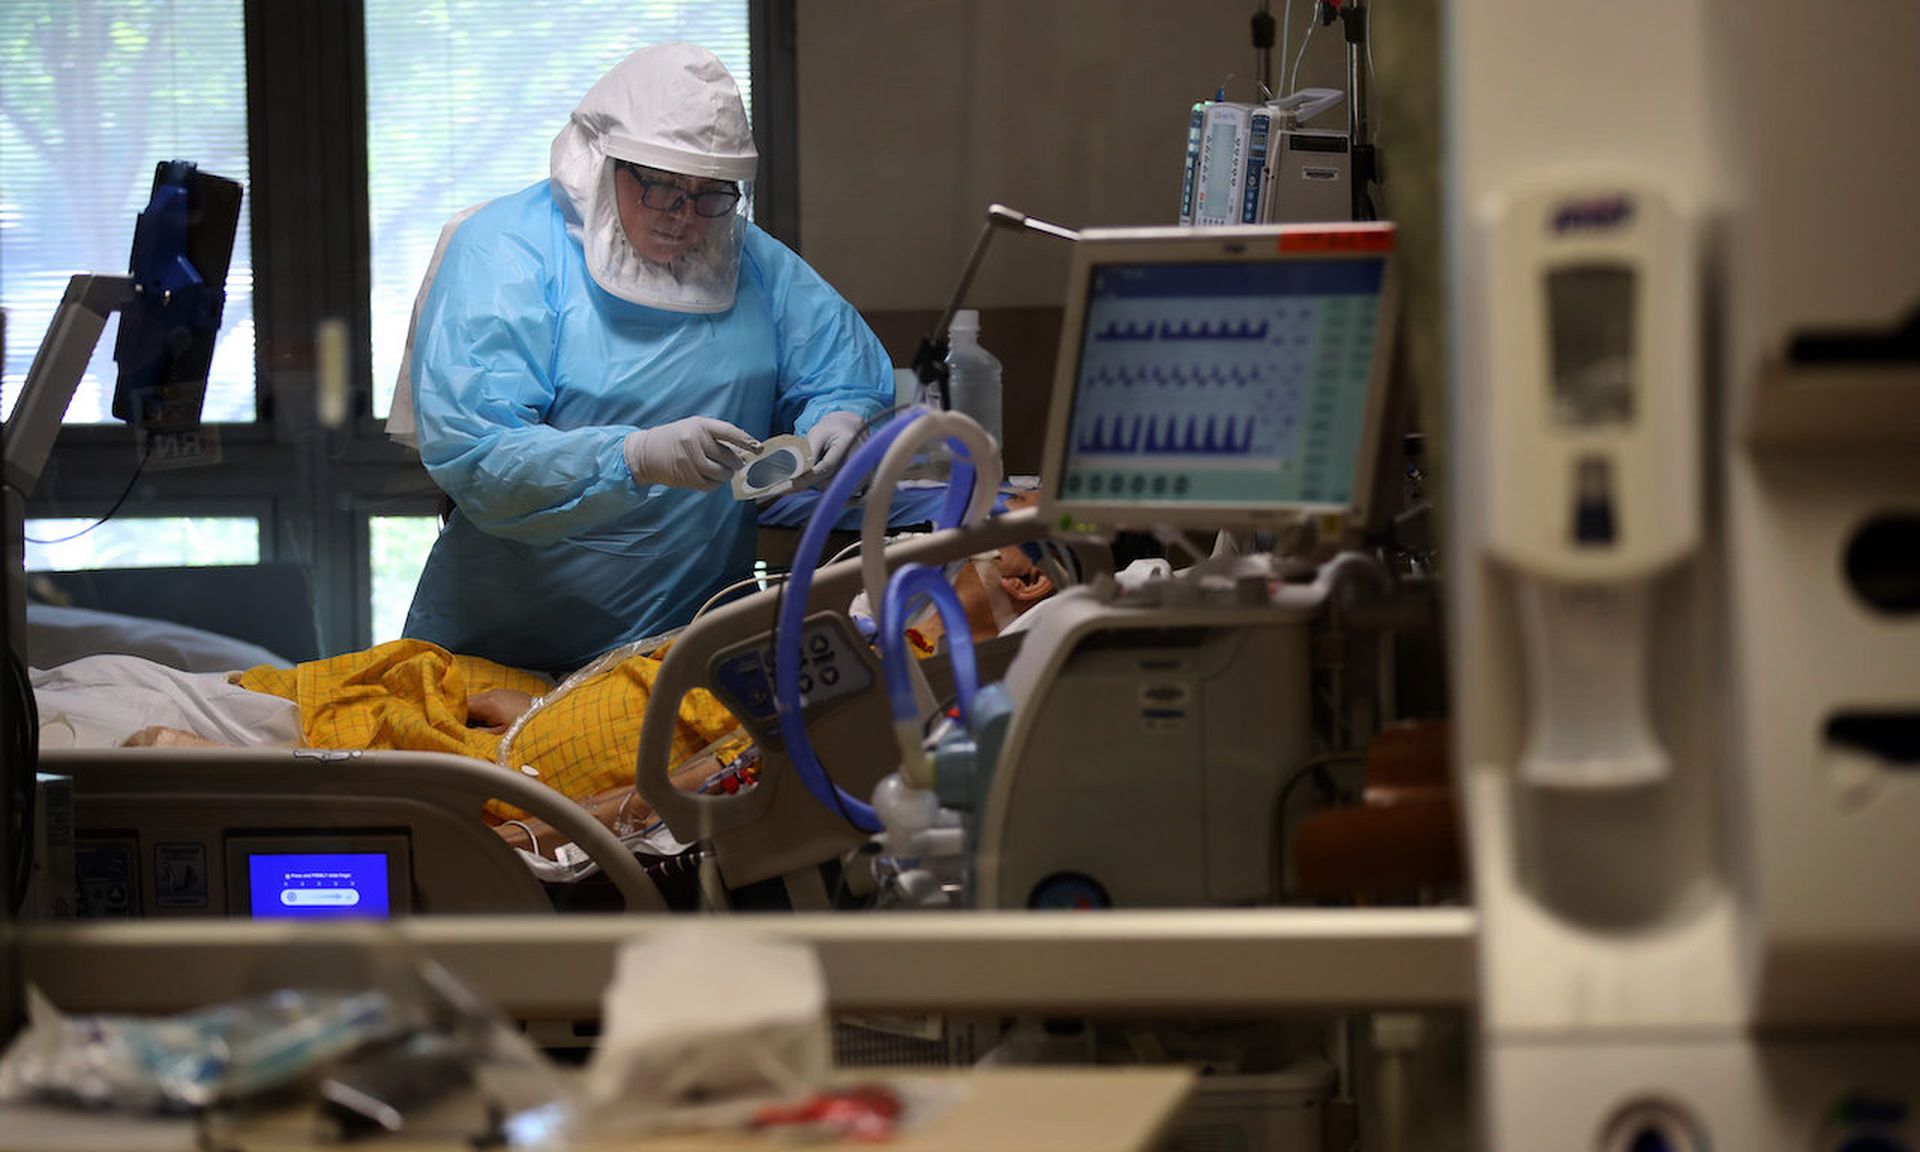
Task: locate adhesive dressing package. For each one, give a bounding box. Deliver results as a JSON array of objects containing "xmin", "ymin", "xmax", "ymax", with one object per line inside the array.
[{"xmin": 731, "ymin": 433, "xmax": 813, "ymax": 501}]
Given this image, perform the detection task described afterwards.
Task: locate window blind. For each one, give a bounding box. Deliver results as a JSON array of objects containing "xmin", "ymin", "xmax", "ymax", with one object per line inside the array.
[{"xmin": 365, "ymin": 2, "xmax": 751, "ymax": 418}]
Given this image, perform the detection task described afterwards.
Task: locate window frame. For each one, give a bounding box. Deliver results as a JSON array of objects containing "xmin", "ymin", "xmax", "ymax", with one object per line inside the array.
[{"xmin": 25, "ymin": 499, "xmax": 271, "ymax": 573}]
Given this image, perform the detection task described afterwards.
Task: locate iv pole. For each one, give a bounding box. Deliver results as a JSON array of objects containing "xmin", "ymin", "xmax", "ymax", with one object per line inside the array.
[{"xmin": 1342, "ymin": 0, "xmax": 1380, "ymax": 220}]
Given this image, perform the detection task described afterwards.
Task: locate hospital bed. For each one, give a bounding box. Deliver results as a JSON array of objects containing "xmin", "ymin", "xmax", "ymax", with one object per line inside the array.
[
  {"xmin": 41, "ymin": 746, "xmax": 669, "ymax": 916},
  {"xmin": 29, "ymin": 506, "xmax": 1051, "ymax": 921},
  {"xmin": 17, "ymin": 572, "xmax": 663, "ymax": 916}
]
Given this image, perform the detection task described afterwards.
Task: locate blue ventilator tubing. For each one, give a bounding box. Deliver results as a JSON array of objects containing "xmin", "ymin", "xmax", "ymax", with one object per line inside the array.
[
  {"xmin": 772, "ymin": 408, "xmax": 984, "ymax": 830},
  {"xmin": 879, "ymin": 564, "xmax": 981, "ymax": 727},
  {"xmin": 938, "ymin": 453, "xmax": 977, "ymax": 531}
]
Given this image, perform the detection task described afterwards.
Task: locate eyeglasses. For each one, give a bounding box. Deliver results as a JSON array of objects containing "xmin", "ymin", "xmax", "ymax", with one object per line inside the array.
[{"xmin": 617, "ymin": 162, "xmax": 741, "ymax": 218}]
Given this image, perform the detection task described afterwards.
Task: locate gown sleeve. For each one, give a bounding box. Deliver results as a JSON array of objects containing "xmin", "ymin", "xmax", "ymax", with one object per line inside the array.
[
  {"xmin": 746, "ymin": 229, "xmax": 897, "ymax": 439},
  {"xmin": 410, "ymin": 207, "xmax": 641, "ymax": 546}
]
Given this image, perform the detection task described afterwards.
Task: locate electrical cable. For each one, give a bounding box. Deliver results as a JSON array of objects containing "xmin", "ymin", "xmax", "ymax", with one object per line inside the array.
[
  {"xmin": 503, "ymin": 820, "xmax": 540, "ymax": 859},
  {"xmin": 25, "ymin": 440, "xmax": 153, "ymax": 546},
  {"xmin": 1280, "ymin": 0, "xmax": 1294, "ymax": 97},
  {"xmin": 640, "ymin": 844, "xmax": 717, "ymax": 912},
  {"xmin": 1366, "ymin": 0, "xmax": 1376, "ymax": 92},
  {"xmin": 1289, "ymin": 10, "xmax": 1317, "ymax": 96},
  {"xmin": 1364, "ymin": 0, "xmax": 1383, "ymax": 202},
  {"xmin": 1272, "ymin": 750, "xmax": 1366, "ymax": 901},
  {"xmin": 691, "ymin": 571, "xmax": 787, "ymax": 624},
  {"xmin": 825, "ymin": 538, "xmax": 868, "ymax": 567}
]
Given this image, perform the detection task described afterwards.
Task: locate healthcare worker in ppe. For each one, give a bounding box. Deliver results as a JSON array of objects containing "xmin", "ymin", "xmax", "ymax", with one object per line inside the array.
[{"xmin": 400, "ymin": 43, "xmax": 891, "ymax": 675}]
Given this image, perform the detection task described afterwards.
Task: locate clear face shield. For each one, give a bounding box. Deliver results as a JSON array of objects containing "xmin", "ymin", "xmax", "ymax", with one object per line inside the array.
[{"xmin": 592, "ymin": 156, "xmax": 752, "ymax": 314}]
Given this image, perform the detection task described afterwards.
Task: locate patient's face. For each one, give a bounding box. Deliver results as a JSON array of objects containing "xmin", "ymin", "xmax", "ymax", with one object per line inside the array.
[
  {"xmin": 994, "ymin": 547, "xmax": 1054, "ymax": 605},
  {"xmin": 949, "ymin": 546, "xmax": 1057, "ymax": 642}
]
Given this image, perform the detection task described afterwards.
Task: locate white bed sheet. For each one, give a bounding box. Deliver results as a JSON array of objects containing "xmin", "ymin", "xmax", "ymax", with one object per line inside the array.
[{"xmin": 30, "ymin": 654, "xmax": 300, "ymax": 750}]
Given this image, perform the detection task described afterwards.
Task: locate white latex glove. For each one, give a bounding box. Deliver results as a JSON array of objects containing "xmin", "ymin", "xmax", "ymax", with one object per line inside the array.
[
  {"xmin": 805, "ymin": 411, "xmax": 866, "ymax": 483},
  {"xmin": 623, "ymin": 417, "xmax": 759, "ymax": 490}
]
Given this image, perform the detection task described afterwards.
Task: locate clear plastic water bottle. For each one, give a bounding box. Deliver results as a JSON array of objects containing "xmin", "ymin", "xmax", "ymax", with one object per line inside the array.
[{"xmin": 943, "ymin": 309, "xmax": 1003, "ymax": 448}]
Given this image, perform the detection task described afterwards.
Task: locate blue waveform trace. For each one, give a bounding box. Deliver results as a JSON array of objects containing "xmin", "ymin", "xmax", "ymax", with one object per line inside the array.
[
  {"xmin": 1078, "ymin": 411, "xmax": 1258, "ymax": 456},
  {"xmin": 1091, "ymin": 317, "xmax": 1274, "ymax": 344},
  {"xmin": 1158, "ymin": 318, "xmax": 1270, "ymax": 342},
  {"xmin": 1093, "ymin": 360, "xmax": 1270, "ymax": 392},
  {"xmin": 1093, "ymin": 320, "xmax": 1158, "ymax": 342}
]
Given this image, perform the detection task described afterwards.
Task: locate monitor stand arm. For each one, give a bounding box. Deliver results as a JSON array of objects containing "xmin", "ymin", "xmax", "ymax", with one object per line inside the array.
[
  {"xmin": 3, "ymin": 273, "xmax": 136, "ymax": 665},
  {"xmin": 912, "ymin": 205, "xmax": 1080, "ymax": 408}
]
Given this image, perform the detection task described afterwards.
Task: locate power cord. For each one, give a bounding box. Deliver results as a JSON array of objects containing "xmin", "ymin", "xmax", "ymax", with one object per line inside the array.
[
  {"xmin": 25, "ymin": 439, "xmax": 153, "ymax": 546},
  {"xmin": 691, "ymin": 571, "xmax": 787, "ymax": 624},
  {"xmin": 1271, "ymin": 750, "xmax": 1366, "ymax": 902}
]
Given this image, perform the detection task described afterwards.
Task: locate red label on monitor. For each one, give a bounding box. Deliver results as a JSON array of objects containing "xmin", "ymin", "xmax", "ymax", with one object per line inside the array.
[{"xmin": 1276, "ymin": 228, "xmax": 1395, "ymax": 253}]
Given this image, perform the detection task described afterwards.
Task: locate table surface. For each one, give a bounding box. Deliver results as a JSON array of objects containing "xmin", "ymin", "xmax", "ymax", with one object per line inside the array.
[{"xmin": 1, "ymin": 1067, "xmax": 1198, "ymax": 1152}]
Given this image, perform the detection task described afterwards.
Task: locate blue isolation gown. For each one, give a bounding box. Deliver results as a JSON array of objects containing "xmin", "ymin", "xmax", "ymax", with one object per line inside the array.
[{"xmin": 403, "ymin": 182, "xmax": 892, "ymax": 675}]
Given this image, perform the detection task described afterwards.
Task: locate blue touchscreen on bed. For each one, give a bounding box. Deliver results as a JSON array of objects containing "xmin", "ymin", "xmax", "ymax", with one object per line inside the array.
[
  {"xmin": 1060, "ymin": 257, "xmax": 1385, "ymax": 507},
  {"xmin": 248, "ymin": 852, "xmax": 391, "ymax": 919}
]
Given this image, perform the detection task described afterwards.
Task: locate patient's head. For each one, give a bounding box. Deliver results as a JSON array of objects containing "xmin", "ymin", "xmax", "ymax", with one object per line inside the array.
[
  {"xmin": 895, "ymin": 540, "xmax": 1085, "ymax": 660},
  {"xmin": 944, "ymin": 490, "xmax": 1069, "ymax": 641},
  {"xmin": 949, "ymin": 545, "xmax": 1057, "ymax": 641}
]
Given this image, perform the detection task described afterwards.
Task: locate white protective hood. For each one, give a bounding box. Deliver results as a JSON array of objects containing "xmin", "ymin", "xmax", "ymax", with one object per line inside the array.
[{"xmin": 550, "ymin": 43, "xmax": 758, "ymax": 313}]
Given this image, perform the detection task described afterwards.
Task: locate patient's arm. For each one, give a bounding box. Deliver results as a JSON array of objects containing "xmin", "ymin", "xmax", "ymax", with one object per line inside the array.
[
  {"xmin": 466, "ymin": 688, "xmax": 536, "ymax": 733},
  {"xmin": 493, "ymin": 744, "xmax": 742, "ymax": 859},
  {"xmin": 123, "ymin": 725, "xmax": 238, "ymax": 749}
]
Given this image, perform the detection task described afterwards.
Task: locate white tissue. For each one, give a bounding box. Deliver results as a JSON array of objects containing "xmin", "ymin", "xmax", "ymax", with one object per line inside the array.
[{"xmin": 579, "ymin": 928, "xmax": 831, "ymax": 1128}]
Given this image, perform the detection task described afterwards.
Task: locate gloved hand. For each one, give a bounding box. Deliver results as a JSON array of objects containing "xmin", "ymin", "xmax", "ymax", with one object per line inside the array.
[
  {"xmin": 623, "ymin": 417, "xmax": 759, "ymax": 490},
  {"xmin": 805, "ymin": 411, "xmax": 866, "ymax": 483}
]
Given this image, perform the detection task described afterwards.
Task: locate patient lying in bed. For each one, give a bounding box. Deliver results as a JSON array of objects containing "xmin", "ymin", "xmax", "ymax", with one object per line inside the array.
[
  {"xmin": 29, "ymin": 534, "xmax": 1089, "ymax": 862},
  {"xmin": 32, "ymin": 638, "xmax": 748, "ymax": 849}
]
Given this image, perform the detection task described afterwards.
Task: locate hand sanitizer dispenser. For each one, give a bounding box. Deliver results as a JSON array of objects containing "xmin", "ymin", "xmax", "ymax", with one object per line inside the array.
[{"xmin": 1482, "ymin": 180, "xmax": 1699, "ymax": 789}]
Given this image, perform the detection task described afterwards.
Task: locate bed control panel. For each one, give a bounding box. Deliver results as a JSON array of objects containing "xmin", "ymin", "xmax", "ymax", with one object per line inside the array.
[
  {"xmin": 227, "ymin": 834, "xmax": 412, "ymax": 920},
  {"xmin": 68, "ymin": 830, "xmax": 413, "ymax": 919},
  {"xmin": 707, "ymin": 612, "xmax": 876, "ymax": 749}
]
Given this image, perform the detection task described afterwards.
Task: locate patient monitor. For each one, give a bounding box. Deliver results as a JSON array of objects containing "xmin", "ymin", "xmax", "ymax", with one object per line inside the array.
[
  {"xmin": 1037, "ymin": 223, "xmax": 1399, "ymax": 538},
  {"xmin": 975, "ymin": 223, "xmax": 1401, "ymax": 910}
]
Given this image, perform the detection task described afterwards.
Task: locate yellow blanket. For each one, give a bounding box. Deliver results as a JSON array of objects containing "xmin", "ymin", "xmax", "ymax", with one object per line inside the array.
[{"xmin": 238, "ymin": 639, "xmax": 743, "ymax": 821}]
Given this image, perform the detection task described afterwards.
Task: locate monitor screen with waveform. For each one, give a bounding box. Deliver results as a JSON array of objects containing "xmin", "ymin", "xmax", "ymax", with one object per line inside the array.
[{"xmin": 1040, "ymin": 225, "xmax": 1397, "ymax": 533}]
